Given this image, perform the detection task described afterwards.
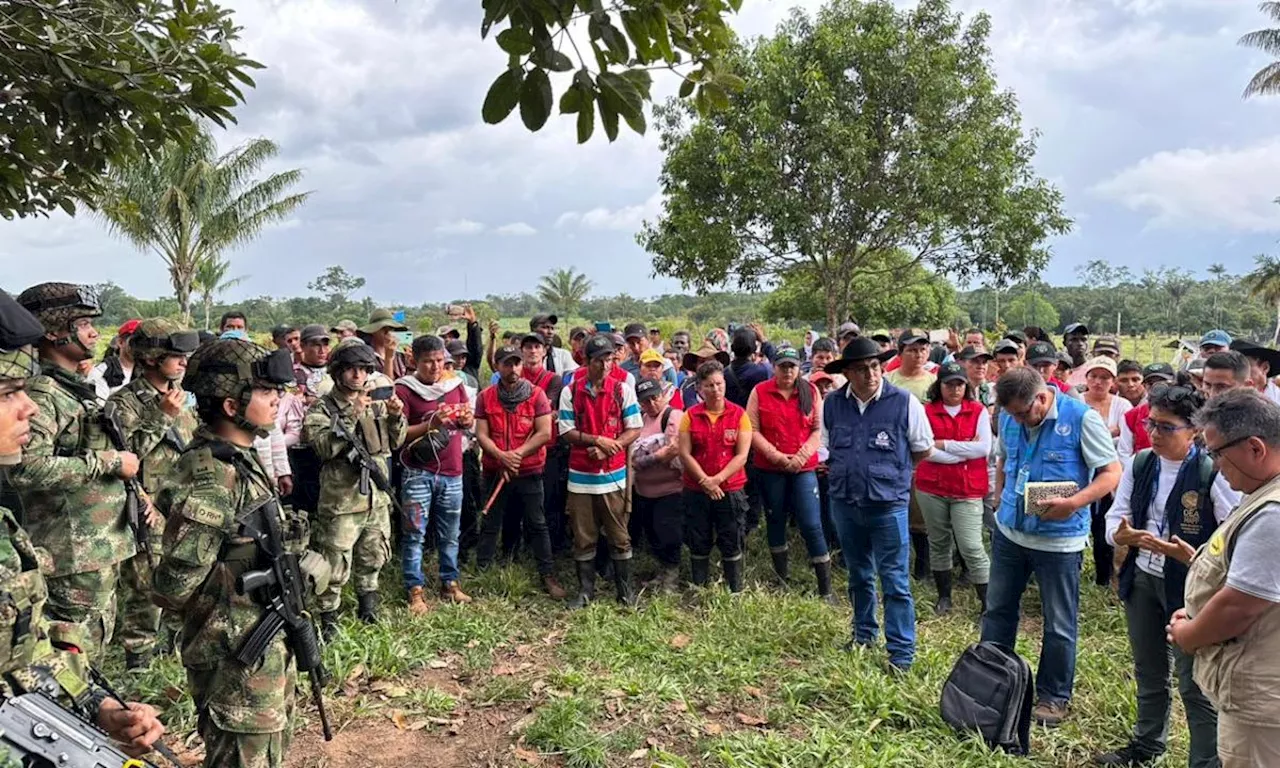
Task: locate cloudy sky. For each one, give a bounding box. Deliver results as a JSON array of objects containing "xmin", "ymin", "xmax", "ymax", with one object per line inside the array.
[{"xmin": 5, "ymin": 0, "xmax": 1280, "ymax": 304}]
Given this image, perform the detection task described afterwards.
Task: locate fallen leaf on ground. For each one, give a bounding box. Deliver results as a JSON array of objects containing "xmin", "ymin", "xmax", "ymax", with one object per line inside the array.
[
  {"xmin": 735, "ymin": 713, "xmax": 768, "ymax": 727},
  {"xmin": 629, "ymin": 749, "xmax": 649, "ymax": 760},
  {"xmin": 389, "ymin": 709, "xmax": 408, "ymax": 730},
  {"xmin": 427, "ymin": 659, "xmax": 449, "ymax": 669},
  {"xmin": 530, "ymin": 680, "xmax": 548, "ymax": 693},
  {"xmin": 669, "ymin": 634, "xmax": 692, "ymax": 649},
  {"xmin": 743, "ymin": 686, "xmax": 764, "ymax": 699},
  {"xmin": 867, "ymin": 717, "xmax": 882, "ymax": 734},
  {"xmin": 514, "ymin": 644, "xmax": 533, "ymax": 657},
  {"xmin": 163, "ymin": 686, "xmax": 184, "ymax": 703},
  {"xmin": 509, "ymin": 713, "xmax": 536, "ymax": 735},
  {"xmin": 667, "ymin": 700, "xmax": 688, "ymax": 713},
  {"xmin": 493, "ymin": 663, "xmax": 519, "ymax": 676},
  {"xmin": 345, "ymin": 663, "xmax": 365, "ymax": 684},
  {"xmin": 514, "ymin": 746, "xmax": 540, "ymax": 764},
  {"xmin": 407, "ymin": 720, "xmax": 429, "ymax": 731},
  {"xmin": 604, "ymin": 688, "xmax": 627, "ymax": 699},
  {"xmin": 704, "ymin": 723, "xmax": 723, "ymax": 736}
]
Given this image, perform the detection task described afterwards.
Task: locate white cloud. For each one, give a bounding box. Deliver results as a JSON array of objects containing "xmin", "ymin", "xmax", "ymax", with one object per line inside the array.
[
  {"xmin": 434, "ymin": 219, "xmax": 485, "ymax": 235},
  {"xmin": 496, "ymin": 222, "xmax": 537, "ymax": 236},
  {"xmin": 555, "ymin": 192, "xmax": 664, "ymax": 232},
  {"xmin": 1092, "ymin": 138, "xmax": 1280, "ymax": 232}
]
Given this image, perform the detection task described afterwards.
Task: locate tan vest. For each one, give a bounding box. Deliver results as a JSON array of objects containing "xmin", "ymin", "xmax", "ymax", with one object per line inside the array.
[{"xmin": 1184, "ymin": 473, "xmax": 1280, "ymax": 725}]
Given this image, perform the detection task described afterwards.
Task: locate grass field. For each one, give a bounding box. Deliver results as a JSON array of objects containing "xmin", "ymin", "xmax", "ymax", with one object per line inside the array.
[{"xmin": 110, "ymin": 527, "xmax": 1185, "ymax": 768}]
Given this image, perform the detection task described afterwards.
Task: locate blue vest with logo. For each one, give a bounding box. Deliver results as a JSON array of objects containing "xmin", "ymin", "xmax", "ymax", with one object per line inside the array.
[
  {"xmin": 997, "ymin": 392, "xmax": 1093, "ymax": 537},
  {"xmin": 824, "ymin": 382, "xmax": 913, "ymax": 506}
]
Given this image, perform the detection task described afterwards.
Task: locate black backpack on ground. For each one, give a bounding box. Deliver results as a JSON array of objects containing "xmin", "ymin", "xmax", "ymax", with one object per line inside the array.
[{"xmin": 939, "ymin": 641, "xmax": 1033, "ymax": 755}]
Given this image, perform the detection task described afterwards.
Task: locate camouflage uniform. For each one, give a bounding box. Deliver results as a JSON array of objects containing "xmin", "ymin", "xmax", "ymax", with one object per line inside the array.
[
  {"xmin": 302, "ymin": 339, "xmax": 405, "ymax": 624},
  {"xmin": 108, "ymin": 318, "xmax": 200, "ymax": 665},
  {"xmin": 153, "ymin": 339, "xmax": 312, "ymax": 768},
  {"xmin": 7, "ymin": 284, "xmax": 134, "ymax": 657}
]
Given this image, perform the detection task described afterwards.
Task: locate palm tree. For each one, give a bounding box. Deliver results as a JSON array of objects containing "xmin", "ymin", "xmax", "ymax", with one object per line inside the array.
[
  {"xmin": 94, "ymin": 127, "xmax": 309, "ymax": 324},
  {"xmin": 1241, "ymin": 2, "xmax": 1280, "ymax": 98},
  {"xmin": 536, "ymin": 268, "xmax": 594, "ymax": 318},
  {"xmin": 1244, "ymin": 253, "xmax": 1280, "ymax": 344},
  {"xmin": 1208, "ymin": 262, "xmax": 1229, "ymax": 327},
  {"xmin": 192, "ymin": 256, "xmax": 249, "ymax": 330}
]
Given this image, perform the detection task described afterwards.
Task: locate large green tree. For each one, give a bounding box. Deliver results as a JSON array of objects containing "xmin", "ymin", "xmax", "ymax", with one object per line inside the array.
[
  {"xmin": 192, "ymin": 255, "xmax": 247, "ymax": 330},
  {"xmin": 1244, "ymin": 253, "xmax": 1280, "ymax": 344},
  {"xmin": 94, "ymin": 129, "xmax": 309, "ymax": 324},
  {"xmin": 638, "ymin": 0, "xmax": 1071, "ymax": 334},
  {"xmin": 536, "ymin": 267, "xmax": 594, "ymax": 318},
  {"xmin": 0, "ymin": 0, "xmax": 259, "ymax": 219}
]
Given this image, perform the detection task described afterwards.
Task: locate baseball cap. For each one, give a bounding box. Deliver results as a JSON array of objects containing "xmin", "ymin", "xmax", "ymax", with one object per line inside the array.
[
  {"xmin": 1092, "ymin": 335, "xmax": 1120, "ymax": 354},
  {"xmin": 1003, "ymin": 330, "xmax": 1027, "ymax": 346},
  {"xmin": 495, "ymin": 345, "xmax": 522, "ymax": 364},
  {"xmin": 870, "ymin": 331, "xmax": 892, "ymax": 343},
  {"xmin": 569, "ymin": 326, "xmax": 589, "ymax": 341},
  {"xmin": 300, "ymin": 324, "xmax": 329, "ymax": 343},
  {"xmin": 520, "ymin": 333, "xmax": 545, "ymax": 347},
  {"xmin": 1187, "ymin": 356, "xmax": 1207, "ymax": 376},
  {"xmin": 623, "ymin": 322, "xmax": 647, "ymax": 340},
  {"xmin": 1063, "ymin": 323, "xmax": 1089, "ymax": 336},
  {"xmin": 608, "ymin": 332, "xmax": 626, "ymax": 348},
  {"xmin": 639, "ymin": 349, "xmax": 665, "ymax": 366},
  {"xmin": 436, "ymin": 324, "xmax": 460, "ymax": 339},
  {"xmin": 445, "ymin": 339, "xmax": 467, "ymax": 358},
  {"xmin": 1026, "ymin": 341, "xmax": 1058, "ymax": 365},
  {"xmin": 897, "ymin": 328, "xmax": 928, "ymax": 347},
  {"xmin": 775, "ymin": 347, "xmax": 801, "ymax": 365},
  {"xmin": 957, "ymin": 345, "xmax": 991, "ymax": 362},
  {"xmin": 585, "ymin": 334, "xmax": 615, "ymax": 360},
  {"xmin": 635, "ymin": 379, "xmax": 663, "ymax": 401},
  {"xmin": 118, "ymin": 319, "xmax": 142, "ymax": 337},
  {"xmin": 271, "ymin": 324, "xmax": 296, "ymax": 342},
  {"xmin": 330, "ymin": 319, "xmax": 358, "ymax": 335},
  {"xmin": 1085, "ymin": 356, "xmax": 1118, "ymax": 377},
  {"xmin": 1142, "ymin": 362, "xmax": 1175, "ymax": 383},
  {"xmin": 530, "ymin": 313, "xmax": 558, "ymax": 329},
  {"xmin": 809, "ymin": 371, "xmax": 834, "ymax": 385},
  {"xmin": 837, "ymin": 322, "xmax": 861, "ymax": 339},
  {"xmin": 993, "ymin": 339, "xmax": 1020, "ymax": 355},
  {"xmin": 938, "ymin": 361, "xmax": 967, "ymax": 383},
  {"xmin": 1199, "ymin": 329, "xmax": 1232, "ymax": 349}
]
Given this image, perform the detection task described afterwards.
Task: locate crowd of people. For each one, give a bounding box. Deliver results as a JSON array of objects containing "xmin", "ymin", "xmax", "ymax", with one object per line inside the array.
[{"xmin": 1, "ymin": 281, "xmax": 1280, "ymax": 767}]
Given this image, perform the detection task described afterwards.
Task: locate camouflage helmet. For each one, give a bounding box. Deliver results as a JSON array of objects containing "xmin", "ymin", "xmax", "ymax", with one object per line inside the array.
[
  {"xmin": 184, "ymin": 339, "xmax": 293, "ymax": 400},
  {"xmin": 0, "ymin": 289, "xmax": 43, "ymax": 382},
  {"xmin": 130, "ymin": 318, "xmax": 200, "ymax": 366},
  {"xmin": 327, "ymin": 337, "xmax": 378, "ymax": 377},
  {"xmin": 16, "ymin": 282, "xmax": 101, "ymax": 335}
]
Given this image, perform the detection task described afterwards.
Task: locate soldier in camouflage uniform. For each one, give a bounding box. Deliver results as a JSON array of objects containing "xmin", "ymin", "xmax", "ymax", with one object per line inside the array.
[
  {"xmin": 0, "ymin": 289, "xmax": 165, "ymax": 756},
  {"xmin": 7, "ymin": 283, "xmax": 138, "ymax": 658},
  {"xmin": 303, "ymin": 338, "xmax": 406, "ymax": 636},
  {"xmin": 153, "ymin": 337, "xmax": 328, "ymax": 768},
  {"xmin": 107, "ymin": 318, "xmax": 200, "ymax": 669}
]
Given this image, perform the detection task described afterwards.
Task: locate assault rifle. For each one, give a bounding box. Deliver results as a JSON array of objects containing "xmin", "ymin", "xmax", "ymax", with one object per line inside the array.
[
  {"xmin": 100, "ymin": 401, "xmax": 147, "ymax": 556},
  {"xmin": 0, "ymin": 691, "xmax": 153, "ymax": 768},
  {"xmin": 322, "ymin": 401, "xmax": 400, "ymax": 514},
  {"xmin": 234, "ymin": 498, "xmax": 333, "ymax": 741}
]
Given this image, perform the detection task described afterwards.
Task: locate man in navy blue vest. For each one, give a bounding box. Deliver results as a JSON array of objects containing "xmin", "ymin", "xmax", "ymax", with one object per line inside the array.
[
  {"xmin": 821, "ymin": 337, "xmax": 934, "ymax": 673},
  {"xmin": 984, "ymin": 367, "xmax": 1121, "ymax": 727}
]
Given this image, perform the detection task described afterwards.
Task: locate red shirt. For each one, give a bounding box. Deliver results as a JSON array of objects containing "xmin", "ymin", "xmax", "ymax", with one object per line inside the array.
[{"xmin": 396, "ymin": 382, "xmax": 468, "ymax": 476}]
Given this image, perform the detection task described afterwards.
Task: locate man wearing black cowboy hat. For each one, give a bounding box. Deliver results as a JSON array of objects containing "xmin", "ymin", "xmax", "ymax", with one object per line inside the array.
[
  {"xmin": 820, "ymin": 337, "xmax": 934, "ymax": 673},
  {"xmin": 1229, "ymin": 339, "xmax": 1280, "ymax": 405}
]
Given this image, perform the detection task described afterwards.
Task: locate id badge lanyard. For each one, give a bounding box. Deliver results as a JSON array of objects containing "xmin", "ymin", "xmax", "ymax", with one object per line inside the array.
[
  {"xmin": 1147, "ymin": 446, "xmax": 1200, "ymax": 574},
  {"xmin": 1014, "ymin": 422, "xmax": 1045, "ymax": 524}
]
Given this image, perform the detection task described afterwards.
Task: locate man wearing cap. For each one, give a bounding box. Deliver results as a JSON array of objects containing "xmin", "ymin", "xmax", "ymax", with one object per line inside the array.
[
  {"xmin": 1092, "ymin": 335, "xmax": 1122, "ymax": 361},
  {"xmin": 331, "ymin": 319, "xmax": 358, "ymax": 339},
  {"xmin": 1063, "ymin": 323, "xmax": 1090, "ymax": 389},
  {"xmin": 473, "ymin": 345, "xmax": 566, "ymax": 599},
  {"xmin": 630, "ymin": 377, "xmax": 685, "ymax": 591},
  {"xmin": 272, "ymin": 324, "xmax": 301, "ymax": 362},
  {"xmin": 89, "ymin": 318, "xmax": 140, "ymax": 400},
  {"xmin": 836, "ymin": 322, "xmax": 861, "ymax": 351},
  {"xmin": 637, "ymin": 348, "xmax": 684, "ymax": 409},
  {"xmin": 361, "ymin": 308, "xmax": 411, "ymax": 380},
  {"xmin": 885, "ymin": 329, "xmax": 936, "ymax": 403},
  {"xmin": 1230, "ymin": 339, "xmax": 1280, "ymax": 405},
  {"xmin": 558, "ymin": 334, "xmax": 642, "ymax": 607},
  {"xmin": 1027, "ymin": 340, "xmax": 1081, "ymax": 400},
  {"xmin": 748, "ymin": 347, "xmax": 836, "ymax": 602},
  {"xmin": 985, "ymin": 367, "xmax": 1122, "ymax": 726},
  {"xmin": 295, "ymin": 324, "xmax": 332, "ymax": 400},
  {"xmin": 1118, "ymin": 363, "xmax": 1177, "ymax": 465},
  {"xmin": 1199, "ymin": 329, "xmax": 1232, "ymax": 357},
  {"xmin": 530, "ymin": 313, "xmax": 577, "ymax": 375},
  {"xmin": 9, "ymin": 283, "xmax": 140, "ymax": 656},
  {"xmin": 821, "ymin": 337, "xmax": 934, "ymax": 672},
  {"xmin": 622, "ymin": 322, "xmax": 677, "ymax": 386}
]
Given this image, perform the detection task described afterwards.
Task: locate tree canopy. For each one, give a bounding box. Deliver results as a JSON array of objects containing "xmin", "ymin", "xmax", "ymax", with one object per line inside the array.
[
  {"xmin": 638, "ymin": 0, "xmax": 1071, "ymax": 333},
  {"xmin": 0, "ymin": 0, "xmax": 259, "ymax": 219}
]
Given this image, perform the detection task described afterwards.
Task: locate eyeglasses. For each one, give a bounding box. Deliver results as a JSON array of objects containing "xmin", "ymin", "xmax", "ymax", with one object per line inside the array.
[
  {"xmin": 1206, "ymin": 435, "xmax": 1252, "ymax": 461},
  {"xmin": 1141, "ymin": 418, "xmax": 1194, "ymax": 435}
]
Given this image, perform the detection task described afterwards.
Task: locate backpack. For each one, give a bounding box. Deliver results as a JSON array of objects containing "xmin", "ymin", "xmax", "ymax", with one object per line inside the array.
[{"xmin": 939, "ymin": 641, "xmax": 1033, "ymax": 755}]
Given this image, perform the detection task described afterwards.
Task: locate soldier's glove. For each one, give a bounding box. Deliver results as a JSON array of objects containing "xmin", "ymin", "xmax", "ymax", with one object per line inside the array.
[{"xmin": 298, "ymin": 550, "xmax": 332, "ymax": 596}]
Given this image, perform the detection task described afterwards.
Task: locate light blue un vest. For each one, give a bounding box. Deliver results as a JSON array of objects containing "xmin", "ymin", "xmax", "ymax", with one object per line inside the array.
[{"xmin": 997, "ymin": 393, "xmax": 1093, "ymax": 537}]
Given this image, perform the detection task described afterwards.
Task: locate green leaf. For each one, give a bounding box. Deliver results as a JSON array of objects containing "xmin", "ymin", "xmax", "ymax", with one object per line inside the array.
[
  {"xmin": 481, "ymin": 68, "xmax": 523, "ymax": 124},
  {"xmin": 678, "ymin": 78, "xmax": 695, "ymax": 98},
  {"xmin": 559, "ymin": 84, "xmax": 583, "ymax": 114},
  {"xmin": 597, "ymin": 72, "xmax": 643, "ymax": 118},
  {"xmin": 519, "ymin": 68, "xmax": 553, "ymax": 131},
  {"xmin": 496, "ymin": 28, "xmax": 535, "ymax": 56},
  {"xmin": 577, "ymin": 97, "xmax": 595, "ymax": 143},
  {"xmin": 597, "ymin": 91, "xmax": 620, "ymax": 141},
  {"xmin": 599, "ymin": 22, "xmax": 630, "ymax": 62},
  {"xmin": 619, "ymin": 11, "xmax": 653, "ymax": 62}
]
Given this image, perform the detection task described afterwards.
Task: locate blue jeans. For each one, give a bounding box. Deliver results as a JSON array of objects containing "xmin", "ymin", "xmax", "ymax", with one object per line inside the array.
[
  {"xmin": 829, "ymin": 499, "xmax": 915, "ymax": 668},
  {"xmin": 981, "ymin": 527, "xmax": 1082, "ymax": 704},
  {"xmin": 400, "ymin": 468, "xmax": 463, "ymax": 589},
  {"xmin": 758, "ymin": 470, "xmax": 829, "ymax": 561}
]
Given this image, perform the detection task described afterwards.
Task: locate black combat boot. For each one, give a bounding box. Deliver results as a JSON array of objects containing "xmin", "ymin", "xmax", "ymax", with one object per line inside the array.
[
  {"xmin": 319, "ymin": 611, "xmax": 339, "ymax": 642},
  {"xmin": 125, "ymin": 649, "xmax": 154, "ymax": 671},
  {"xmin": 690, "ymin": 557, "xmax": 711, "ymax": 587},
  {"xmin": 567, "ymin": 560, "xmax": 596, "ymax": 610},
  {"xmin": 933, "ymin": 570, "xmax": 954, "ymax": 615},
  {"xmin": 814, "ymin": 560, "xmax": 840, "ymax": 606},
  {"xmin": 723, "ymin": 557, "xmax": 744, "ymax": 594},
  {"xmin": 975, "ymin": 582, "xmax": 989, "ymax": 627},
  {"xmin": 770, "ymin": 548, "xmax": 789, "ymax": 584},
  {"xmin": 357, "ymin": 592, "xmax": 380, "ymax": 624}
]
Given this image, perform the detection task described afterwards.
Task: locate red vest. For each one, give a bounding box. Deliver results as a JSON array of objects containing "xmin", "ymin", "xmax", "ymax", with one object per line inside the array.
[
  {"xmin": 682, "ymin": 401, "xmax": 748, "ymax": 492},
  {"xmin": 915, "ymin": 400, "xmax": 989, "ymax": 499},
  {"xmin": 567, "ymin": 373, "xmax": 627, "ymax": 478},
  {"xmin": 1125, "ymin": 402, "xmax": 1152, "ymax": 453},
  {"xmin": 523, "ymin": 366, "xmax": 558, "ymax": 439},
  {"xmin": 478, "ymin": 387, "xmax": 546, "ymax": 476},
  {"xmin": 753, "ymin": 379, "xmax": 819, "ymax": 471}
]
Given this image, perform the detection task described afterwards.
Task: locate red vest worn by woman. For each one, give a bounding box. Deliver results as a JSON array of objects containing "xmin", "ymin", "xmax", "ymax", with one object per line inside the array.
[
  {"xmin": 682, "ymin": 401, "xmax": 748, "ymax": 492},
  {"xmin": 477, "ymin": 386, "xmax": 546, "ymax": 476},
  {"xmin": 752, "ymin": 378, "xmax": 819, "ymax": 472},
  {"xmin": 915, "ymin": 399, "xmax": 989, "ymax": 500}
]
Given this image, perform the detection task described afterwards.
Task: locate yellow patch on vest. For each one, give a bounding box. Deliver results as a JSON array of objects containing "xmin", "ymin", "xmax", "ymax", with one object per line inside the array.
[{"xmin": 1207, "ymin": 528, "xmax": 1225, "ymax": 557}]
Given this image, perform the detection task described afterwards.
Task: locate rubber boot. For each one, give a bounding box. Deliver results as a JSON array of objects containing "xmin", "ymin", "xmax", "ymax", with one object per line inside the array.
[
  {"xmin": 357, "ymin": 592, "xmax": 379, "ymax": 624},
  {"xmin": 974, "ymin": 582, "xmax": 989, "ymax": 626},
  {"xmin": 125, "ymin": 649, "xmax": 154, "ymax": 671},
  {"xmin": 690, "ymin": 557, "xmax": 710, "ymax": 587},
  {"xmin": 911, "ymin": 532, "xmax": 930, "ymax": 580},
  {"xmin": 723, "ymin": 557, "xmax": 744, "ymax": 594},
  {"xmin": 567, "ymin": 560, "xmax": 596, "ymax": 609},
  {"xmin": 770, "ymin": 549, "xmax": 790, "ymax": 584},
  {"xmin": 319, "ymin": 611, "xmax": 339, "ymax": 642},
  {"xmin": 614, "ymin": 559, "xmax": 637, "ymax": 606},
  {"xmin": 594, "ymin": 537, "xmax": 613, "ymax": 580},
  {"xmin": 814, "ymin": 560, "xmax": 840, "ymax": 606},
  {"xmin": 932, "ymin": 570, "xmax": 953, "ymax": 615},
  {"xmin": 657, "ymin": 564, "xmax": 680, "ymax": 593}
]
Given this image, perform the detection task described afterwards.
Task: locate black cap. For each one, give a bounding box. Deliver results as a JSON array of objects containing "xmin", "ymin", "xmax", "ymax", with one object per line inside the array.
[
  {"xmin": 871, "ymin": 332, "xmax": 892, "ymax": 343},
  {"xmin": 495, "ymin": 345, "xmax": 522, "ymax": 364},
  {"xmin": 957, "ymin": 345, "xmax": 991, "ymax": 362},
  {"xmin": 445, "ymin": 339, "xmax": 467, "ymax": 358},
  {"xmin": 993, "ymin": 339, "xmax": 1020, "ymax": 355},
  {"xmin": 1142, "ymin": 362, "xmax": 1175, "ymax": 383},
  {"xmin": 1063, "ymin": 323, "xmax": 1089, "ymax": 337},
  {"xmin": 635, "ymin": 379, "xmax": 663, "ymax": 401},
  {"xmin": 530, "ymin": 313, "xmax": 558, "ymax": 329},
  {"xmin": 623, "ymin": 322, "xmax": 647, "ymax": 340},
  {"xmin": 897, "ymin": 328, "xmax": 928, "ymax": 347},
  {"xmin": 520, "ymin": 333, "xmax": 545, "ymax": 347},
  {"xmin": 1003, "ymin": 330, "xmax": 1027, "ymax": 345},
  {"xmin": 1027, "ymin": 340, "xmax": 1059, "ymax": 365},
  {"xmin": 585, "ymin": 334, "xmax": 615, "ymax": 360},
  {"xmin": 300, "ymin": 324, "xmax": 329, "ymax": 343},
  {"xmin": 271, "ymin": 324, "xmax": 296, "ymax": 342},
  {"xmin": 938, "ymin": 361, "xmax": 967, "ymax": 383}
]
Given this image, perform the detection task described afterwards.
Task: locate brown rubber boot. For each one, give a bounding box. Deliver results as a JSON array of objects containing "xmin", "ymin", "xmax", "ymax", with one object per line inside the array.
[
  {"xmin": 407, "ymin": 586, "xmax": 431, "ymax": 615},
  {"xmin": 441, "ymin": 581, "xmax": 473, "ymax": 604},
  {"xmin": 542, "ymin": 574, "xmax": 568, "ymax": 600}
]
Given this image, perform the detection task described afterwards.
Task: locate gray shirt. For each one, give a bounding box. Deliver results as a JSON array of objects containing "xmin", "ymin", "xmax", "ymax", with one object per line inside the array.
[{"xmin": 1228, "ymin": 502, "xmax": 1280, "ymax": 603}]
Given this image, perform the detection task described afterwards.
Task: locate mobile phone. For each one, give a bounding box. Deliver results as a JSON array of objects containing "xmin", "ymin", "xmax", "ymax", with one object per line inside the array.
[
  {"xmin": 447, "ymin": 304, "xmax": 464, "ymax": 318},
  {"xmin": 594, "ymin": 321, "xmax": 613, "ymax": 332},
  {"xmin": 369, "ymin": 386, "xmax": 395, "ymax": 401}
]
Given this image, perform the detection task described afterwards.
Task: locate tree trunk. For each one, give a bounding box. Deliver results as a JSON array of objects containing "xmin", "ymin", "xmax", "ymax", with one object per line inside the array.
[
  {"xmin": 1274, "ymin": 300, "xmax": 1280, "ymax": 346},
  {"xmin": 203, "ymin": 296, "xmax": 212, "ymax": 331},
  {"xmin": 824, "ymin": 281, "xmax": 838, "ymax": 338}
]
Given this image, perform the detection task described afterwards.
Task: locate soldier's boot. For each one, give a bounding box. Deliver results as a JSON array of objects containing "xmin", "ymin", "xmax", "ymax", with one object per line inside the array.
[
  {"xmin": 542, "ymin": 574, "xmax": 568, "ymax": 600},
  {"xmin": 770, "ymin": 548, "xmax": 790, "ymax": 584},
  {"xmin": 441, "ymin": 581, "xmax": 472, "ymax": 605},
  {"xmin": 357, "ymin": 592, "xmax": 380, "ymax": 624},
  {"xmin": 319, "ymin": 611, "xmax": 339, "ymax": 641},
  {"xmin": 567, "ymin": 561, "xmax": 596, "ymax": 610},
  {"xmin": 814, "ymin": 560, "xmax": 840, "ymax": 606},
  {"xmin": 614, "ymin": 559, "xmax": 637, "ymax": 607},
  {"xmin": 125, "ymin": 649, "xmax": 154, "ymax": 671},
  {"xmin": 933, "ymin": 570, "xmax": 954, "ymax": 615},
  {"xmin": 723, "ymin": 557, "xmax": 744, "ymax": 594},
  {"xmin": 407, "ymin": 586, "xmax": 432, "ymax": 616},
  {"xmin": 690, "ymin": 557, "xmax": 711, "ymax": 587}
]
